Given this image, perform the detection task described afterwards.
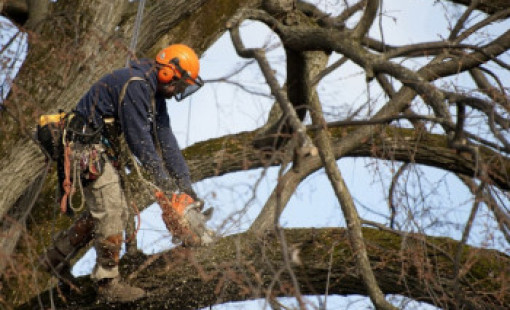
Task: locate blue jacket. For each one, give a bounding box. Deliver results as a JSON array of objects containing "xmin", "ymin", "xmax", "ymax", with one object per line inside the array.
[{"xmin": 75, "ymin": 59, "xmax": 192, "ymax": 193}]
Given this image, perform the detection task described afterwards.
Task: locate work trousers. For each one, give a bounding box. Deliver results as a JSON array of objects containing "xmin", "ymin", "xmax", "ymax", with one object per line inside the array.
[{"xmin": 79, "ymin": 147, "xmax": 128, "ymax": 280}]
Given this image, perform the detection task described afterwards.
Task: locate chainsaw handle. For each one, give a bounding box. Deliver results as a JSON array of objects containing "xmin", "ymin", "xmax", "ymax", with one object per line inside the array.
[
  {"xmin": 155, "ymin": 190, "xmax": 167, "ymax": 200},
  {"xmin": 155, "ymin": 191, "xmax": 195, "ymax": 216}
]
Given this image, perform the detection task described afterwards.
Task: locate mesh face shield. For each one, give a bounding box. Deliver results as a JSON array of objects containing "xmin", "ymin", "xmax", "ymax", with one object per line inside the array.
[
  {"xmin": 172, "ymin": 75, "xmax": 204, "ymax": 101},
  {"xmin": 170, "ymin": 58, "xmax": 204, "ymax": 101}
]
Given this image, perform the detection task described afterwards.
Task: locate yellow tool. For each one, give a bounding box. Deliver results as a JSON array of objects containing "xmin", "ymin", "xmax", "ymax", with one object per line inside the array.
[{"xmin": 38, "ymin": 112, "xmax": 67, "ymax": 127}]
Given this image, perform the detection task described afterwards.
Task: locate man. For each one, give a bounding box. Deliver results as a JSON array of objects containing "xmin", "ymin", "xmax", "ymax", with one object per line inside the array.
[{"xmin": 39, "ymin": 44, "xmax": 206, "ymax": 303}]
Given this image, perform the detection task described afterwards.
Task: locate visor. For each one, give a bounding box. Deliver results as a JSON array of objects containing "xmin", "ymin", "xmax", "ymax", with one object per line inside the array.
[
  {"xmin": 172, "ymin": 75, "xmax": 204, "ymax": 101},
  {"xmin": 169, "ymin": 58, "xmax": 204, "ymax": 101}
]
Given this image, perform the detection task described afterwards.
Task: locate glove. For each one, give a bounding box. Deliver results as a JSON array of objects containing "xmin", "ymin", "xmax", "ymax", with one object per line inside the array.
[
  {"xmin": 174, "ymin": 176, "xmax": 197, "ymax": 200},
  {"xmin": 154, "ymin": 173, "xmax": 176, "ymax": 194},
  {"xmin": 155, "ymin": 191, "xmax": 215, "ymax": 247}
]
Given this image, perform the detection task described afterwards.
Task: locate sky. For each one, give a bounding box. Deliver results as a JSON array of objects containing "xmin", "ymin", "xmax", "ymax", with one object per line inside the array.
[
  {"xmin": 0, "ymin": 18, "xmax": 26, "ymax": 100},
  {"xmin": 1, "ymin": 0, "xmax": 509, "ymax": 309}
]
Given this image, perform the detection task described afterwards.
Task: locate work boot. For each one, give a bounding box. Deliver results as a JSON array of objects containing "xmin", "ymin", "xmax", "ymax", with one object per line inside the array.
[
  {"xmin": 97, "ymin": 277, "xmax": 146, "ymax": 303},
  {"xmin": 39, "ymin": 211, "xmax": 95, "ymax": 280},
  {"xmin": 93, "ymin": 234, "xmax": 145, "ymax": 302}
]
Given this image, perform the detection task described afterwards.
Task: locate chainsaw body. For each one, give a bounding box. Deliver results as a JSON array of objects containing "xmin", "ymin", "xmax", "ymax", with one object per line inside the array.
[{"xmin": 155, "ymin": 191, "xmax": 214, "ymax": 246}]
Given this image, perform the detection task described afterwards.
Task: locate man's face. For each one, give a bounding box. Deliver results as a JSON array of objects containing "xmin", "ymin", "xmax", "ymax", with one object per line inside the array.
[
  {"xmin": 157, "ymin": 82, "xmax": 177, "ymax": 99},
  {"xmin": 157, "ymin": 79, "xmax": 188, "ymax": 99}
]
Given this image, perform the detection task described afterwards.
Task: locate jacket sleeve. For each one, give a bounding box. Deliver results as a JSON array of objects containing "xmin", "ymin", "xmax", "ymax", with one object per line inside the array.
[
  {"xmin": 154, "ymin": 96, "xmax": 195, "ymax": 197},
  {"xmin": 119, "ymin": 81, "xmax": 172, "ymax": 189}
]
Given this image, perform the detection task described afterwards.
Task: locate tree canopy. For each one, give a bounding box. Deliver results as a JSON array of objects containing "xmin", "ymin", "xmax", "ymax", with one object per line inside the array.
[{"xmin": 1, "ymin": 0, "xmax": 509, "ymax": 309}]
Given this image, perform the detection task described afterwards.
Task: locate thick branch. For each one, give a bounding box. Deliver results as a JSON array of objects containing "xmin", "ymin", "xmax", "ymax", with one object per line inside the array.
[
  {"xmin": 446, "ymin": 0, "xmax": 510, "ymax": 17},
  {"xmin": 21, "ymin": 228, "xmax": 510, "ymax": 310},
  {"xmin": 183, "ymin": 125, "xmax": 510, "ymax": 191}
]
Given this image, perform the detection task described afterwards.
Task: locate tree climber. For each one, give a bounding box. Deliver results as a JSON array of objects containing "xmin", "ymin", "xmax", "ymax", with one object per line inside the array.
[{"xmin": 38, "ymin": 44, "xmax": 212, "ymax": 303}]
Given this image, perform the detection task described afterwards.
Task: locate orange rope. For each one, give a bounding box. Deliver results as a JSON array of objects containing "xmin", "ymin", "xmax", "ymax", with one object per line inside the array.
[{"xmin": 60, "ymin": 143, "xmax": 72, "ymax": 213}]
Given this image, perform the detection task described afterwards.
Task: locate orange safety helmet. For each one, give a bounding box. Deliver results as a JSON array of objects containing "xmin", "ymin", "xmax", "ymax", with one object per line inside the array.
[
  {"xmin": 156, "ymin": 44, "xmax": 200, "ymax": 83},
  {"xmin": 155, "ymin": 44, "xmax": 204, "ymax": 101}
]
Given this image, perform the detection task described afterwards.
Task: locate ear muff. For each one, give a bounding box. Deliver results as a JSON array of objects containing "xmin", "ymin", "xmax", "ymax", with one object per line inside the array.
[{"xmin": 157, "ymin": 64, "xmax": 177, "ymax": 84}]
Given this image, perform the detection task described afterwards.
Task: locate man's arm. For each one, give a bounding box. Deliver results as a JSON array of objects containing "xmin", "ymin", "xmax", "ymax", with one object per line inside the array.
[
  {"xmin": 153, "ymin": 96, "xmax": 196, "ymax": 198},
  {"xmin": 119, "ymin": 81, "xmax": 172, "ymax": 189}
]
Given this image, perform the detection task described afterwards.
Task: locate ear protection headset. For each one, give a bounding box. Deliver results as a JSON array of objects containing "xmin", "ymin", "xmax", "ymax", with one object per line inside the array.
[{"xmin": 157, "ymin": 62, "xmax": 179, "ymax": 84}]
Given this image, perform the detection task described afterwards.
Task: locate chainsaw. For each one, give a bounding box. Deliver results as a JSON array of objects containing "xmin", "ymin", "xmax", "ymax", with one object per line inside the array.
[{"xmin": 155, "ymin": 191, "xmax": 215, "ymax": 247}]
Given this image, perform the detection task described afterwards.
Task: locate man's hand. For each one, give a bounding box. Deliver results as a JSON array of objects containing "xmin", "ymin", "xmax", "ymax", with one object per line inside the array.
[{"xmin": 174, "ymin": 177, "xmax": 198, "ymax": 200}]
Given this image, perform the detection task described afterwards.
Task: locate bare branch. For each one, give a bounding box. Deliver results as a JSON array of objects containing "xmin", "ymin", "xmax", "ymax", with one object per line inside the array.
[
  {"xmin": 309, "ymin": 64, "xmax": 397, "ymax": 310},
  {"xmin": 336, "ymin": 0, "xmax": 367, "ymax": 25},
  {"xmin": 228, "ymin": 16, "xmax": 316, "ymax": 158},
  {"xmin": 448, "ymin": 0, "xmax": 479, "ymax": 40},
  {"xmin": 352, "ymin": 0, "xmax": 379, "ymax": 40},
  {"xmin": 454, "ymin": 7, "xmax": 510, "ymax": 43},
  {"xmin": 446, "ymin": 0, "xmax": 510, "ymax": 17},
  {"xmin": 388, "ymin": 163, "xmax": 409, "ymax": 229},
  {"xmin": 470, "ymin": 68, "xmax": 510, "ymax": 112},
  {"xmin": 311, "ymin": 56, "xmax": 348, "ymax": 86}
]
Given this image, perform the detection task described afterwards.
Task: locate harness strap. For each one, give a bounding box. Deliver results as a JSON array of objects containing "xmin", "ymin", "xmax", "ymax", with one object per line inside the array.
[
  {"xmin": 118, "ymin": 76, "xmax": 164, "ymax": 167},
  {"xmin": 117, "ymin": 76, "xmax": 153, "ymax": 245},
  {"xmin": 118, "ymin": 77, "xmax": 160, "ymax": 154},
  {"xmin": 119, "ymin": 77, "xmax": 145, "ymax": 103}
]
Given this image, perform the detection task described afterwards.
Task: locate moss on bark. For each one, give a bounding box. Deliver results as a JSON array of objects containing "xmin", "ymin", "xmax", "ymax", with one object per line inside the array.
[{"xmin": 18, "ymin": 227, "xmax": 509, "ymax": 310}]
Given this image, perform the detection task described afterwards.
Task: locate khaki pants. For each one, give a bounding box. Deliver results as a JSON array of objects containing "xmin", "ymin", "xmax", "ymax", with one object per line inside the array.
[{"xmin": 83, "ymin": 160, "xmax": 128, "ymax": 280}]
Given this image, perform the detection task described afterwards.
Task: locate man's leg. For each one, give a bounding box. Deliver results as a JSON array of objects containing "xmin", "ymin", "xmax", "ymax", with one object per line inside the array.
[{"xmin": 87, "ymin": 160, "xmax": 145, "ymax": 302}]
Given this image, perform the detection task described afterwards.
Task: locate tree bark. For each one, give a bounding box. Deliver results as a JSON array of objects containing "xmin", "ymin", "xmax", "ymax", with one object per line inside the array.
[{"xmin": 18, "ymin": 227, "xmax": 510, "ymax": 310}]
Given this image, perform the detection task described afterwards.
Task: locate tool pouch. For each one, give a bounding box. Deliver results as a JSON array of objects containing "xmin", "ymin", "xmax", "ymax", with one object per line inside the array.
[
  {"xmin": 36, "ymin": 113, "xmax": 66, "ymax": 160},
  {"xmin": 78, "ymin": 145, "xmax": 105, "ymax": 181},
  {"xmin": 65, "ymin": 113, "xmax": 102, "ymax": 144},
  {"xmin": 101, "ymin": 117, "xmax": 121, "ymax": 161}
]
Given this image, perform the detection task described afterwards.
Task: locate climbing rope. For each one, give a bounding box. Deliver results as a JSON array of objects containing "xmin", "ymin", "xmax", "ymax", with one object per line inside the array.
[{"xmin": 126, "ymin": 0, "xmax": 146, "ymax": 67}]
